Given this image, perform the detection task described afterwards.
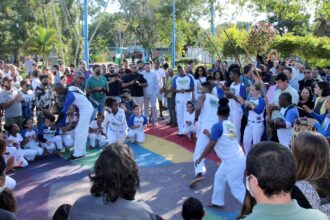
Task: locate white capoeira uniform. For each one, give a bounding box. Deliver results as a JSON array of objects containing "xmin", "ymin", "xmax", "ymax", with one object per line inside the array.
[
  {"xmin": 210, "ymin": 119, "xmax": 246, "ymax": 206},
  {"xmin": 228, "ymin": 82, "xmax": 245, "ymax": 142},
  {"xmin": 172, "ymin": 74, "xmax": 194, "ymax": 135},
  {"xmin": 7, "ymin": 134, "xmax": 38, "ymax": 167},
  {"xmin": 243, "ymin": 96, "xmax": 266, "ymax": 154},
  {"xmin": 61, "ymin": 86, "xmax": 94, "ymax": 157},
  {"xmin": 88, "ymin": 120, "xmax": 107, "ymax": 148},
  {"xmin": 21, "ymin": 128, "xmax": 44, "ymax": 156},
  {"xmin": 104, "ymin": 108, "xmax": 128, "ymax": 144},
  {"xmin": 39, "ymin": 124, "xmax": 63, "ymax": 153},
  {"xmin": 193, "ymin": 93, "xmax": 219, "ymax": 176},
  {"xmin": 1, "ymin": 154, "xmax": 16, "ymax": 190},
  {"xmin": 61, "ymin": 113, "xmax": 79, "ymax": 149},
  {"xmin": 277, "ymin": 105, "xmax": 299, "ymax": 148},
  {"xmin": 128, "ymin": 114, "xmax": 148, "ymax": 143},
  {"xmin": 183, "ymin": 111, "xmax": 196, "ymax": 138}
]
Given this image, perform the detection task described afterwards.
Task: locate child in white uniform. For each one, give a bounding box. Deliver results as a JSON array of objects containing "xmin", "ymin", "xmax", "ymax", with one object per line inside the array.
[
  {"xmin": 127, "ymin": 105, "xmax": 148, "ymax": 143},
  {"xmin": 60, "ymin": 105, "xmax": 79, "ymax": 149},
  {"xmin": 104, "ymin": 97, "xmax": 128, "ymax": 144},
  {"xmin": 183, "ymin": 101, "xmax": 196, "ymax": 139},
  {"xmin": 38, "ymin": 115, "xmax": 63, "ymax": 153},
  {"xmin": 7, "ymin": 124, "xmax": 38, "ymax": 167},
  {"xmin": 21, "ymin": 118, "xmax": 44, "ymax": 156},
  {"xmin": 0, "ymin": 139, "xmax": 17, "ymax": 190},
  {"xmin": 88, "ymin": 114, "xmax": 107, "ymax": 148},
  {"xmin": 243, "ymin": 84, "xmax": 266, "ymax": 154},
  {"xmin": 195, "ymin": 98, "xmax": 246, "ymax": 207}
]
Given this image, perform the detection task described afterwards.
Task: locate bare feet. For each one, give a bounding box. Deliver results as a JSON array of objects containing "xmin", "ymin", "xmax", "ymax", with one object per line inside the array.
[{"xmin": 189, "ymin": 175, "xmax": 204, "ymax": 188}]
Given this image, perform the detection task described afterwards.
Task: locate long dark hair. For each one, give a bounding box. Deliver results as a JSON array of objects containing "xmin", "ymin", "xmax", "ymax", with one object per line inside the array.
[
  {"xmin": 90, "ymin": 143, "xmax": 140, "ymax": 203},
  {"xmin": 194, "ymin": 66, "xmax": 207, "ymax": 80}
]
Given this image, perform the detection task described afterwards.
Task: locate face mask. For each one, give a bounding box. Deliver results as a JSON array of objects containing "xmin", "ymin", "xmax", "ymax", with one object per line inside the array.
[
  {"xmin": 246, "ymin": 178, "xmax": 254, "ymax": 197},
  {"xmin": 42, "ymin": 82, "xmax": 48, "ymax": 86},
  {"xmin": 110, "ymin": 69, "xmax": 115, "ymax": 73},
  {"xmin": 95, "ymin": 70, "xmax": 101, "ymax": 76}
]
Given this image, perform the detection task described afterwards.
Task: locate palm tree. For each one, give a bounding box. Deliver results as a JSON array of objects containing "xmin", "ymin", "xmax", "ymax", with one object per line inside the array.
[{"xmin": 25, "ymin": 26, "xmax": 58, "ymax": 65}]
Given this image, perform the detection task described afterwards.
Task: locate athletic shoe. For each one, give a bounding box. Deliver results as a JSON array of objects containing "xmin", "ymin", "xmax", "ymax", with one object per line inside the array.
[{"xmin": 68, "ymin": 155, "xmax": 85, "ymax": 160}]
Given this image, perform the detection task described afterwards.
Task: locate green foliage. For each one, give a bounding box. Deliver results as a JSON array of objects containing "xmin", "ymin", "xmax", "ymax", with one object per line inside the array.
[
  {"xmin": 247, "ymin": 22, "xmax": 276, "ymax": 54},
  {"xmin": 220, "ymin": 26, "xmax": 249, "ymax": 59},
  {"xmin": 270, "ymin": 33, "xmax": 330, "ymax": 67},
  {"xmin": 176, "ymin": 58, "xmax": 200, "ymax": 66}
]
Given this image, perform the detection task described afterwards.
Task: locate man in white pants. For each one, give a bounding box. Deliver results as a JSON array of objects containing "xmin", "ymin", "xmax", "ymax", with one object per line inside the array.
[
  {"xmin": 55, "ymin": 83, "xmax": 94, "ymax": 160},
  {"xmin": 172, "ymin": 65, "xmax": 194, "ymax": 136},
  {"xmin": 142, "ymin": 63, "xmax": 159, "ymax": 126},
  {"xmin": 190, "ymin": 82, "xmax": 218, "ymax": 187}
]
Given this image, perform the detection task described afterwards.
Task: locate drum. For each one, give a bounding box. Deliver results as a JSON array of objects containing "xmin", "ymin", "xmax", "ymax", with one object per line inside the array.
[{"xmin": 292, "ymin": 117, "xmax": 317, "ymax": 146}]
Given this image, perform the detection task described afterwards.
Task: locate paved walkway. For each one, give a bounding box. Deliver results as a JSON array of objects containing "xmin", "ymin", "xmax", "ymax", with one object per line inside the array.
[{"xmin": 12, "ymin": 125, "xmax": 241, "ymax": 220}]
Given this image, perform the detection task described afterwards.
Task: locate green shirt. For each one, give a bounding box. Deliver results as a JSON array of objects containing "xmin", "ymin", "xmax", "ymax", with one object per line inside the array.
[
  {"xmin": 85, "ymin": 76, "xmax": 108, "ymax": 102},
  {"xmin": 243, "ymin": 200, "xmax": 327, "ymax": 220}
]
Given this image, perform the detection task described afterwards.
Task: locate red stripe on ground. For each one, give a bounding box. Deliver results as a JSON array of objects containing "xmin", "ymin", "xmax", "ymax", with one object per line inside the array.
[{"xmin": 146, "ymin": 125, "xmax": 220, "ymax": 162}]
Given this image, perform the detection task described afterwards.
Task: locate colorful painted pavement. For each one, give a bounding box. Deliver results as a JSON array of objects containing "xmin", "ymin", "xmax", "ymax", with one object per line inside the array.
[{"xmin": 11, "ymin": 125, "xmax": 240, "ymax": 220}]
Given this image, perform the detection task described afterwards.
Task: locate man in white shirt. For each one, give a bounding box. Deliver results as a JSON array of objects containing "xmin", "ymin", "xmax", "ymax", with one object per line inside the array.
[
  {"xmin": 142, "ymin": 63, "xmax": 160, "ymax": 126},
  {"xmin": 153, "ymin": 60, "xmax": 166, "ymax": 120}
]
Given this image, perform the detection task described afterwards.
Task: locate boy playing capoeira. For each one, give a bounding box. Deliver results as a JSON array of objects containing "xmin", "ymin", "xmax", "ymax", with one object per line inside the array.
[
  {"xmin": 127, "ymin": 105, "xmax": 148, "ymax": 143},
  {"xmin": 88, "ymin": 114, "xmax": 107, "ymax": 148},
  {"xmin": 104, "ymin": 97, "xmax": 128, "ymax": 144}
]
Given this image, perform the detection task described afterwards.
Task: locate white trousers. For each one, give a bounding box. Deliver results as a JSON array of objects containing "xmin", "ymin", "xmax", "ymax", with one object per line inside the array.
[
  {"xmin": 212, "ymin": 155, "xmax": 246, "ymax": 206},
  {"xmin": 6, "ymin": 147, "xmax": 28, "ymax": 168},
  {"xmin": 73, "ymin": 108, "xmax": 94, "ymax": 157},
  {"xmin": 43, "ymin": 136, "xmax": 63, "ymax": 153},
  {"xmin": 5, "ymin": 176, "xmax": 16, "ymax": 190},
  {"xmin": 63, "ymin": 133, "xmax": 75, "ymax": 149},
  {"xmin": 183, "ymin": 124, "xmax": 196, "ymax": 137},
  {"xmin": 176, "ymin": 98, "xmax": 190, "ymax": 135},
  {"xmin": 144, "ymin": 94, "xmax": 157, "ymax": 123},
  {"xmin": 25, "ymin": 141, "xmax": 44, "ymax": 156},
  {"xmin": 243, "ymin": 122, "xmax": 264, "ymax": 155},
  {"xmin": 128, "ymin": 129, "xmax": 145, "ymax": 143},
  {"xmin": 107, "ymin": 130, "xmax": 128, "ymax": 144},
  {"xmin": 88, "ymin": 133, "xmax": 108, "ymax": 148},
  {"xmin": 229, "ymin": 110, "xmax": 243, "ymax": 142}
]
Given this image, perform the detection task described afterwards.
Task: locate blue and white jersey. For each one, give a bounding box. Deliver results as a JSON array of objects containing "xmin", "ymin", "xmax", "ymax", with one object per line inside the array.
[
  {"xmin": 172, "ymin": 74, "xmax": 194, "ymax": 100},
  {"xmin": 245, "ymin": 96, "xmax": 266, "ymax": 122},
  {"xmin": 311, "ymin": 112, "xmax": 330, "ymax": 137},
  {"xmin": 210, "ymin": 120, "xmax": 245, "ymax": 161},
  {"xmin": 212, "ymin": 85, "xmax": 224, "ymax": 99},
  {"xmin": 104, "ymin": 108, "xmax": 128, "ymax": 132},
  {"xmin": 38, "ymin": 124, "xmax": 60, "ymax": 142},
  {"xmin": 128, "ymin": 114, "xmax": 147, "ymax": 131},
  {"xmin": 277, "ymin": 105, "xmax": 299, "ymax": 147},
  {"xmin": 228, "ymin": 82, "xmax": 246, "ymax": 112},
  {"xmin": 62, "ymin": 86, "xmax": 94, "ymax": 114},
  {"xmin": 22, "ymin": 128, "xmax": 38, "ymax": 139}
]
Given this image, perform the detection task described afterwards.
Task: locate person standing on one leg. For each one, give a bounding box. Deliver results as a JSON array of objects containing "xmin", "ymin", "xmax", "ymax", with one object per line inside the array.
[
  {"xmin": 195, "ymin": 98, "xmax": 246, "ymax": 208},
  {"xmin": 142, "ymin": 63, "xmax": 159, "ymax": 126},
  {"xmin": 190, "ymin": 82, "xmax": 219, "ymax": 187},
  {"xmin": 172, "ymin": 65, "xmax": 194, "ymax": 136},
  {"xmin": 54, "ymin": 83, "xmax": 94, "ymax": 160},
  {"xmin": 225, "ymin": 68, "xmax": 247, "ymax": 143},
  {"xmin": 243, "ymin": 84, "xmax": 266, "ymax": 154}
]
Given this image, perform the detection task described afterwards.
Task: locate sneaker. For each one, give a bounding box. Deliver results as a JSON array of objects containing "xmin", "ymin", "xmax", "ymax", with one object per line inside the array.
[{"xmin": 68, "ymin": 155, "xmax": 85, "ymax": 160}]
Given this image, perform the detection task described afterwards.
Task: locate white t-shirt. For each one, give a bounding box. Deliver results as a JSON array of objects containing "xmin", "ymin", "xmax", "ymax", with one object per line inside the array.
[
  {"xmin": 229, "ymin": 82, "xmax": 243, "ymax": 112},
  {"xmin": 153, "ymin": 68, "xmax": 166, "ymax": 89},
  {"xmin": 194, "ymin": 77, "xmax": 206, "ymax": 100},
  {"xmin": 173, "ymin": 74, "xmax": 194, "ymax": 101},
  {"xmin": 7, "ymin": 134, "xmax": 23, "ymax": 148},
  {"xmin": 104, "ymin": 108, "xmax": 128, "ymax": 132},
  {"xmin": 32, "ymin": 78, "xmax": 41, "ymax": 91},
  {"xmin": 20, "ymin": 90, "xmax": 35, "ymax": 109},
  {"xmin": 184, "ymin": 111, "xmax": 195, "ymax": 126},
  {"xmin": 89, "ymin": 120, "xmax": 106, "ymax": 134}
]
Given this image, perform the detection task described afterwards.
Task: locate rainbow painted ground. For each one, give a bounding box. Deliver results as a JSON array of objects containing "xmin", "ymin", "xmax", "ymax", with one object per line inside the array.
[{"xmin": 11, "ymin": 125, "xmax": 240, "ymax": 220}]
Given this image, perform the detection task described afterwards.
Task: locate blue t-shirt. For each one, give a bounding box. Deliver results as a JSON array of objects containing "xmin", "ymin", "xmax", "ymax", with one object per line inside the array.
[{"xmin": 38, "ymin": 124, "xmax": 60, "ymax": 143}]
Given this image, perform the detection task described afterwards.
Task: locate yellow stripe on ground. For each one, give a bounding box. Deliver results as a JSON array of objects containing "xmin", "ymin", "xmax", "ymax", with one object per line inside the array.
[{"xmin": 141, "ymin": 134, "xmax": 192, "ymax": 163}]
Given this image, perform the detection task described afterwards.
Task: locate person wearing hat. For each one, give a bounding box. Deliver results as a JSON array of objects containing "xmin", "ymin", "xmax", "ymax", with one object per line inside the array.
[
  {"xmin": 70, "ymin": 71, "xmax": 85, "ymax": 91},
  {"xmin": 0, "ymin": 77, "xmax": 24, "ymax": 129}
]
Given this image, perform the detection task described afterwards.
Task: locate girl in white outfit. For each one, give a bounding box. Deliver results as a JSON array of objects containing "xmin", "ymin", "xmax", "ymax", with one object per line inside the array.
[
  {"xmin": 0, "ymin": 138, "xmax": 16, "ymax": 190},
  {"xmin": 6, "ymin": 124, "xmax": 38, "ymax": 167},
  {"xmin": 104, "ymin": 97, "xmax": 128, "ymax": 144},
  {"xmin": 183, "ymin": 101, "xmax": 196, "ymax": 139},
  {"xmin": 195, "ymin": 98, "xmax": 246, "ymax": 208},
  {"xmin": 88, "ymin": 114, "xmax": 108, "ymax": 148},
  {"xmin": 21, "ymin": 118, "xmax": 44, "ymax": 156},
  {"xmin": 242, "ymin": 84, "xmax": 266, "ymax": 154}
]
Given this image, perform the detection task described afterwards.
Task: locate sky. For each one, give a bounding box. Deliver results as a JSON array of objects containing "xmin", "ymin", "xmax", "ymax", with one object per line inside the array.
[{"xmin": 104, "ymin": 0, "xmax": 268, "ymax": 29}]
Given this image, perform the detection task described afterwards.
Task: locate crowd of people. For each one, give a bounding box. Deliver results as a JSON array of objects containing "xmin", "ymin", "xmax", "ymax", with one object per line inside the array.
[{"xmin": 0, "ymin": 51, "xmax": 329, "ymax": 219}]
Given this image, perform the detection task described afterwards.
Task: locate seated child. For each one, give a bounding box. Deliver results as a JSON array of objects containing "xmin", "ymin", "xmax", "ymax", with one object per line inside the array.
[
  {"xmin": 0, "ymin": 139, "xmax": 16, "ymax": 190},
  {"xmin": 181, "ymin": 197, "xmax": 204, "ymax": 220},
  {"xmin": 104, "ymin": 97, "xmax": 128, "ymax": 144},
  {"xmin": 21, "ymin": 118, "xmax": 44, "ymax": 156},
  {"xmin": 60, "ymin": 105, "xmax": 79, "ymax": 150},
  {"xmin": 38, "ymin": 115, "xmax": 63, "ymax": 154},
  {"xmin": 183, "ymin": 101, "xmax": 196, "ymax": 139},
  {"xmin": 127, "ymin": 105, "xmax": 147, "ymax": 143},
  {"xmin": 6, "ymin": 124, "xmax": 38, "ymax": 167},
  {"xmin": 88, "ymin": 114, "xmax": 107, "ymax": 148}
]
